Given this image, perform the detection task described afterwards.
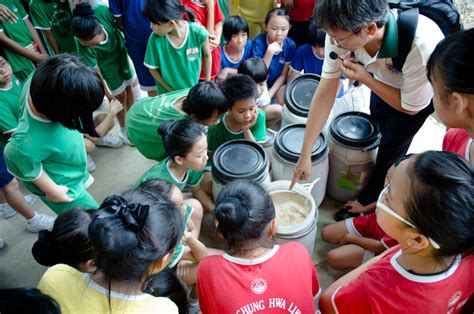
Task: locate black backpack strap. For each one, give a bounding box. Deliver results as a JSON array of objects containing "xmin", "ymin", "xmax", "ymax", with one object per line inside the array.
[{"xmin": 392, "ymin": 8, "xmax": 419, "ymax": 72}]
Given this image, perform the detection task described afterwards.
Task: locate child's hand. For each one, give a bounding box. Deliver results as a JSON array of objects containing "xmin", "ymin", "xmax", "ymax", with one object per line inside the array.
[
  {"xmin": 241, "ymin": 110, "xmax": 258, "ymax": 131},
  {"xmin": 108, "ymin": 99, "xmax": 124, "ymax": 115},
  {"xmin": 45, "ymin": 185, "xmax": 73, "ymax": 203},
  {"xmin": 209, "ymin": 34, "xmax": 219, "ymax": 51},
  {"xmin": 0, "ymin": 4, "xmax": 18, "ymax": 23},
  {"xmin": 176, "ymin": 260, "xmax": 193, "ymax": 279},
  {"xmin": 267, "ymin": 41, "xmax": 283, "ymax": 55},
  {"xmin": 33, "ymin": 53, "xmax": 49, "ymax": 64},
  {"xmin": 345, "ymin": 200, "xmax": 366, "ymax": 214},
  {"xmin": 182, "ymin": 231, "xmax": 194, "ymax": 244}
]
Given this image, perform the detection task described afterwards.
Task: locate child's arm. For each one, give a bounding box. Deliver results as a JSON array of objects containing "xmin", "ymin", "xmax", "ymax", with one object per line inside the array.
[
  {"xmin": 191, "ymin": 185, "xmax": 214, "ymax": 212},
  {"xmin": 262, "ymin": 42, "xmax": 282, "ymax": 68},
  {"xmin": 43, "ymin": 30, "xmax": 59, "ymax": 54},
  {"xmin": 268, "ymin": 63, "xmax": 289, "ymax": 99},
  {"xmin": 0, "ymin": 32, "xmax": 48, "ymax": 64},
  {"xmin": 288, "ymin": 68, "xmax": 300, "ymax": 83},
  {"xmin": 242, "ymin": 109, "xmax": 258, "ymax": 142},
  {"xmin": 93, "ymin": 67, "xmax": 115, "ymax": 100},
  {"xmin": 149, "ymin": 68, "xmax": 173, "ymax": 93},
  {"xmin": 34, "ymin": 172, "xmax": 73, "ymax": 203},
  {"xmin": 182, "ymin": 231, "xmax": 208, "ymax": 262},
  {"xmin": 340, "ymin": 233, "xmax": 386, "ymax": 254},
  {"xmin": 90, "ymin": 99, "xmax": 123, "ymax": 140},
  {"xmin": 202, "ymin": 39, "xmax": 212, "ymax": 81},
  {"xmin": 24, "ymin": 18, "xmax": 47, "ymax": 55},
  {"xmin": 345, "ymin": 200, "xmax": 376, "ymax": 214},
  {"xmin": 203, "ymin": 0, "xmax": 215, "ymax": 35}
]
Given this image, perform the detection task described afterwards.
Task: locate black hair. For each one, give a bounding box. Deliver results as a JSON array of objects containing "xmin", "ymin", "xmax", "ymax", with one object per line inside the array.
[
  {"xmin": 139, "ymin": 179, "xmax": 173, "ymax": 201},
  {"xmin": 405, "ymin": 151, "xmax": 473, "ymax": 258},
  {"xmin": 182, "ymin": 81, "xmax": 228, "ymax": 120},
  {"xmin": 223, "ymin": 15, "xmax": 249, "ymax": 43},
  {"xmin": 219, "ymin": 74, "xmax": 258, "ymax": 107},
  {"xmin": 314, "ymin": 0, "xmax": 388, "ymax": 33},
  {"xmin": 30, "ymin": 54, "xmax": 103, "ymax": 137},
  {"xmin": 264, "ymin": 7, "xmax": 290, "ymax": 25},
  {"xmin": 143, "ymin": 0, "xmax": 188, "ymax": 24},
  {"xmin": 0, "ymin": 288, "xmax": 61, "ymax": 314},
  {"xmin": 32, "ymin": 208, "xmax": 95, "ymax": 268},
  {"xmin": 308, "ymin": 22, "xmax": 326, "ymax": 48},
  {"xmin": 71, "ymin": 3, "xmax": 102, "ymax": 40},
  {"xmin": 215, "ymin": 180, "xmax": 276, "ymax": 254},
  {"xmin": 157, "ymin": 119, "xmax": 206, "ymax": 161},
  {"xmin": 427, "ymin": 28, "xmax": 474, "ymax": 98},
  {"xmin": 142, "ymin": 272, "xmax": 188, "ymax": 314},
  {"xmin": 238, "ymin": 58, "xmax": 268, "ymax": 84}
]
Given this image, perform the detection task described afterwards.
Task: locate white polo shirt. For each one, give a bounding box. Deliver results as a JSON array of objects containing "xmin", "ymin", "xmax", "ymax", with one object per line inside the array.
[{"xmin": 322, "ymin": 10, "xmax": 444, "ymax": 112}]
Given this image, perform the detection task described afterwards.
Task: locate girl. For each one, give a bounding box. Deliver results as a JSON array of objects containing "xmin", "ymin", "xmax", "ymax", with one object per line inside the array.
[
  {"xmin": 319, "ymin": 151, "xmax": 474, "ymax": 313},
  {"xmin": 72, "ymin": 3, "xmax": 135, "ymax": 144},
  {"xmin": 32, "ymin": 208, "xmax": 96, "ymax": 272},
  {"xmin": 251, "ymin": 8, "xmax": 296, "ymax": 104},
  {"xmin": 427, "ymin": 29, "xmax": 473, "ymax": 163},
  {"xmin": 137, "ymin": 119, "xmax": 214, "ymax": 212},
  {"xmin": 4, "ymin": 54, "xmax": 101, "ymax": 214},
  {"xmin": 218, "ymin": 15, "xmax": 252, "ymax": 80},
  {"xmin": 143, "ymin": 0, "xmax": 211, "ymax": 95},
  {"xmin": 197, "ymin": 180, "xmax": 320, "ymax": 313},
  {"xmin": 38, "ymin": 187, "xmax": 183, "ymax": 313}
]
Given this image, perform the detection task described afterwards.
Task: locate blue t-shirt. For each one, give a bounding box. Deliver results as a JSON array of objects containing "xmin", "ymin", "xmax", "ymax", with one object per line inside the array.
[
  {"xmin": 251, "ymin": 33, "xmax": 296, "ymax": 87},
  {"xmin": 109, "ymin": 0, "xmax": 151, "ymax": 46},
  {"xmin": 220, "ymin": 40, "xmax": 252, "ymax": 69}
]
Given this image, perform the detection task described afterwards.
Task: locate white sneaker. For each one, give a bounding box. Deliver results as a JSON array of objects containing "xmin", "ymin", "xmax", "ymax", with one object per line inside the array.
[
  {"xmin": 87, "ymin": 155, "xmax": 96, "ymax": 172},
  {"xmin": 26, "ymin": 213, "xmax": 55, "ymax": 233},
  {"xmin": 0, "ymin": 195, "xmax": 37, "ymax": 219},
  {"xmin": 96, "ymin": 133, "xmax": 123, "ymax": 148},
  {"xmin": 119, "ymin": 131, "xmax": 134, "ymax": 146}
]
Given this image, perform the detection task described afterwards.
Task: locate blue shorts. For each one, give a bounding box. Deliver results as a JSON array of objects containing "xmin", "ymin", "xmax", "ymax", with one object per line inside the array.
[
  {"xmin": 0, "ymin": 148, "xmax": 14, "ymax": 188},
  {"xmin": 125, "ymin": 41, "xmax": 157, "ymax": 91}
]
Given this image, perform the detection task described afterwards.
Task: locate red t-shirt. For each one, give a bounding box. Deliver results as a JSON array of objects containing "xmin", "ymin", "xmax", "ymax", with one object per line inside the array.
[
  {"xmin": 442, "ymin": 128, "xmax": 472, "ymax": 161},
  {"xmin": 351, "ymin": 213, "xmax": 398, "ymax": 248},
  {"xmin": 287, "ymin": 0, "xmax": 316, "ymax": 22},
  {"xmin": 330, "ymin": 249, "xmax": 474, "ymax": 314},
  {"xmin": 181, "ymin": 0, "xmax": 224, "ymax": 80},
  {"xmin": 197, "ymin": 242, "xmax": 320, "ymax": 314}
]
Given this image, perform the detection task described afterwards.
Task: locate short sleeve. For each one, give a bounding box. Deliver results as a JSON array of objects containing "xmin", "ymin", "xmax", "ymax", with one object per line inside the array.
[
  {"xmin": 75, "ymin": 39, "xmax": 98, "ymax": 68},
  {"xmin": 193, "ymin": 22, "xmax": 209, "ymax": 46},
  {"xmin": 330, "ymin": 279, "xmax": 372, "ymax": 313},
  {"xmin": 29, "ymin": 1, "xmax": 51, "ymax": 29},
  {"xmin": 144, "ymin": 34, "xmax": 160, "ymax": 69},
  {"xmin": 290, "ymin": 46, "xmax": 305, "ymax": 72},
  {"xmin": 16, "ymin": 0, "xmax": 28, "ymax": 20},
  {"xmin": 108, "ymin": 0, "xmax": 124, "ymax": 17},
  {"xmin": 251, "ymin": 109, "xmax": 267, "ymax": 142},
  {"xmin": 251, "ymin": 35, "xmax": 267, "ymax": 58},
  {"xmin": 284, "ymin": 38, "xmax": 297, "ymax": 63},
  {"xmin": 4, "ymin": 143, "xmax": 43, "ymax": 181},
  {"xmin": 187, "ymin": 169, "xmax": 203, "ymax": 187},
  {"xmin": 321, "ymin": 35, "xmax": 348, "ymax": 79}
]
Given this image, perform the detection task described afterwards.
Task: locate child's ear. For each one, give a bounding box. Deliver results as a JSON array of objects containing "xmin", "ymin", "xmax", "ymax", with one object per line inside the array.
[
  {"xmin": 262, "ymin": 22, "xmax": 268, "ymax": 32},
  {"xmin": 450, "ymin": 92, "xmax": 470, "ymax": 115},
  {"xmin": 268, "ymin": 218, "xmax": 277, "ymax": 237},
  {"xmin": 77, "ymin": 259, "xmax": 97, "ymax": 273},
  {"xmin": 174, "ymin": 155, "xmax": 185, "ymax": 166},
  {"xmin": 406, "ymin": 233, "xmax": 430, "ymax": 251}
]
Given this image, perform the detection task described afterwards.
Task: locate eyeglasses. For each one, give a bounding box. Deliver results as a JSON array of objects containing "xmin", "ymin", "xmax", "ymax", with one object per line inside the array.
[
  {"xmin": 329, "ymin": 33, "xmax": 355, "ymax": 47},
  {"xmin": 377, "ymin": 185, "xmax": 440, "ymax": 249}
]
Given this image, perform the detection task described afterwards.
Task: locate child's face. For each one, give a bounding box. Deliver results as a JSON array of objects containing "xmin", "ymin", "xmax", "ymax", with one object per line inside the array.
[
  {"xmin": 180, "ymin": 134, "xmax": 208, "ymax": 171},
  {"xmin": 256, "ymin": 81, "xmax": 267, "ymax": 98},
  {"xmin": 150, "ymin": 21, "xmax": 173, "ymax": 36},
  {"xmin": 196, "ymin": 111, "xmax": 222, "ymax": 126},
  {"xmin": 229, "ymin": 98, "xmax": 257, "ymax": 126},
  {"xmin": 265, "ymin": 15, "xmax": 290, "ymax": 45},
  {"xmin": 430, "ymin": 72, "xmax": 463, "ymax": 129},
  {"xmin": 228, "ymin": 31, "xmax": 248, "ymax": 49},
  {"xmin": 0, "ymin": 57, "xmax": 13, "ymax": 85},
  {"xmin": 77, "ymin": 33, "xmax": 103, "ymax": 48}
]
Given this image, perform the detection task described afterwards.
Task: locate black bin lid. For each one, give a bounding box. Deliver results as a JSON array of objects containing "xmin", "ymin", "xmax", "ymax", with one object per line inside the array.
[
  {"xmin": 274, "ymin": 124, "xmax": 328, "ymax": 163},
  {"xmin": 212, "ymin": 139, "xmax": 268, "ymax": 183},
  {"xmin": 329, "ymin": 112, "xmax": 381, "ymax": 148},
  {"xmin": 284, "ymin": 73, "xmax": 320, "ymax": 117}
]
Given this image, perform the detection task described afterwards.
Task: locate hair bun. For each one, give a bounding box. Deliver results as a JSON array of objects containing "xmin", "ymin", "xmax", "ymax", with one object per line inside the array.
[
  {"xmin": 157, "ymin": 120, "xmax": 177, "ymax": 138},
  {"xmin": 32, "ymin": 230, "xmax": 59, "ymax": 266},
  {"xmin": 215, "ymin": 197, "xmax": 248, "ymax": 232},
  {"xmin": 73, "ymin": 3, "xmax": 94, "ymax": 17}
]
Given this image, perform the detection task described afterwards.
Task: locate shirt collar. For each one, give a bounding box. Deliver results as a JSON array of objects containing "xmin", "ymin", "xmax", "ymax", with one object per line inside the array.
[{"xmin": 377, "ymin": 11, "xmax": 398, "ymax": 59}]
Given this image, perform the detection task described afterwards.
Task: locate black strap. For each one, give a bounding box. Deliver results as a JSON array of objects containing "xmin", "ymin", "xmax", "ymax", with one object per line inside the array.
[{"xmin": 392, "ymin": 8, "xmax": 419, "ymax": 73}]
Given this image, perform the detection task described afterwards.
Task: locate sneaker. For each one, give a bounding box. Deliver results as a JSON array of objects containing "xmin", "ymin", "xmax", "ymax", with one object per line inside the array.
[
  {"xmin": 0, "ymin": 239, "xmax": 4, "ymax": 250},
  {"xmin": 0, "ymin": 195, "xmax": 37, "ymax": 219},
  {"xmin": 87, "ymin": 155, "xmax": 96, "ymax": 172},
  {"xmin": 119, "ymin": 131, "xmax": 134, "ymax": 146},
  {"xmin": 26, "ymin": 213, "xmax": 55, "ymax": 233},
  {"xmin": 96, "ymin": 133, "xmax": 123, "ymax": 148}
]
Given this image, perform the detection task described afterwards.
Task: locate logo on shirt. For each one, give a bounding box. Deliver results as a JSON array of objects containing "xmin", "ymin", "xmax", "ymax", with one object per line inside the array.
[
  {"xmin": 250, "ymin": 278, "xmax": 267, "ymax": 295},
  {"xmin": 448, "ymin": 291, "xmax": 462, "ymax": 307},
  {"xmin": 186, "ymin": 47, "xmax": 199, "ymax": 62}
]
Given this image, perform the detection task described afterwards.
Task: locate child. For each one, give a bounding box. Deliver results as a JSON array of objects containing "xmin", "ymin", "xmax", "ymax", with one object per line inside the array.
[
  {"xmin": 207, "ymin": 74, "xmax": 266, "ymax": 154},
  {"xmin": 32, "ymin": 208, "xmax": 96, "ymax": 272},
  {"xmin": 137, "ymin": 119, "xmax": 214, "ymax": 212},
  {"xmin": 427, "ymin": 29, "xmax": 473, "ymax": 163},
  {"xmin": 218, "ymin": 15, "xmax": 252, "ymax": 80},
  {"xmin": 198, "ymin": 180, "xmax": 320, "ymax": 313},
  {"xmin": 72, "ymin": 3, "xmax": 135, "ymax": 144},
  {"xmin": 38, "ymin": 187, "xmax": 183, "ymax": 313},
  {"xmin": 283, "ymin": 0, "xmax": 316, "ymax": 47},
  {"xmin": 238, "ymin": 0, "xmax": 274, "ymax": 39},
  {"xmin": 319, "ymin": 151, "xmax": 473, "ymax": 313},
  {"xmin": 29, "ymin": 0, "xmax": 76, "ymax": 54},
  {"xmin": 0, "ymin": 288, "xmax": 61, "ymax": 314},
  {"xmin": 4, "ymin": 54, "xmax": 102, "ymax": 214},
  {"xmin": 143, "ymin": 0, "xmax": 211, "ymax": 95},
  {"xmin": 251, "ymin": 8, "xmax": 296, "ymax": 104},
  {"xmin": 126, "ymin": 81, "xmax": 228, "ymax": 161},
  {"xmin": 238, "ymin": 58, "xmax": 282, "ymax": 128},
  {"xmin": 0, "ymin": 0, "xmax": 48, "ymax": 82}
]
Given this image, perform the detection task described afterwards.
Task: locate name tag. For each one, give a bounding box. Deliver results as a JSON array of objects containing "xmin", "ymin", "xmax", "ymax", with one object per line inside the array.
[{"xmin": 186, "ymin": 47, "xmax": 199, "ymax": 55}]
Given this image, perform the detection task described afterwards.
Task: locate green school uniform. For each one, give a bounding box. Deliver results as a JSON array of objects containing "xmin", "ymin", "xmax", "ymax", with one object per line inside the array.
[
  {"xmin": 75, "ymin": 5, "xmax": 133, "ymax": 95},
  {"xmin": 136, "ymin": 157, "xmax": 203, "ymax": 190},
  {"xmin": 29, "ymin": 0, "xmax": 76, "ymax": 54},
  {"xmin": 144, "ymin": 22, "xmax": 208, "ymax": 94},
  {"xmin": 164, "ymin": 204, "xmax": 194, "ymax": 271},
  {"xmin": 207, "ymin": 109, "xmax": 266, "ymax": 152},
  {"xmin": 126, "ymin": 89, "xmax": 190, "ymax": 161},
  {"xmin": 3, "ymin": 77, "xmax": 98, "ymax": 214},
  {"xmin": 0, "ymin": 0, "xmax": 35, "ymax": 81},
  {"xmin": 0, "ymin": 75, "xmax": 21, "ymax": 146}
]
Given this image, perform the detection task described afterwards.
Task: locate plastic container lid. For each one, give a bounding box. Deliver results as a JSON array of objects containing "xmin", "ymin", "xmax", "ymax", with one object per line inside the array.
[
  {"xmin": 212, "ymin": 139, "xmax": 269, "ymax": 184},
  {"xmin": 274, "ymin": 124, "xmax": 328, "ymax": 163},
  {"xmin": 329, "ymin": 111, "xmax": 381, "ymax": 148},
  {"xmin": 284, "ymin": 74, "xmax": 320, "ymax": 117}
]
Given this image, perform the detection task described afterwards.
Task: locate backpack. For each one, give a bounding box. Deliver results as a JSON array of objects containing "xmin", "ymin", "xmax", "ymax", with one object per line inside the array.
[{"xmin": 387, "ymin": 0, "xmax": 463, "ymax": 72}]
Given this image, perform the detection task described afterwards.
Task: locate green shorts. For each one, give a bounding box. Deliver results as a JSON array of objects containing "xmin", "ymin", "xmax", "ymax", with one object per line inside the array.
[
  {"xmin": 101, "ymin": 48, "xmax": 135, "ymax": 96},
  {"xmin": 40, "ymin": 190, "xmax": 99, "ymax": 215}
]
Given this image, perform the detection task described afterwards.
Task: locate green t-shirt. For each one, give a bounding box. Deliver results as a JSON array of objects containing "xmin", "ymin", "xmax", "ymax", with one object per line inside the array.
[
  {"xmin": 0, "ymin": 74, "xmax": 21, "ymax": 146},
  {"xmin": 75, "ymin": 5, "xmax": 126, "ymax": 69},
  {"xmin": 207, "ymin": 109, "xmax": 267, "ymax": 152},
  {"xmin": 137, "ymin": 157, "xmax": 203, "ymax": 190},
  {"xmin": 4, "ymin": 77, "xmax": 91, "ymax": 203},
  {"xmin": 0, "ymin": 0, "xmax": 35, "ymax": 72},
  {"xmin": 125, "ymin": 88, "xmax": 190, "ymax": 161},
  {"xmin": 217, "ymin": 0, "xmax": 229, "ymax": 18},
  {"xmin": 29, "ymin": 0, "xmax": 76, "ymax": 54},
  {"xmin": 144, "ymin": 22, "xmax": 208, "ymax": 94}
]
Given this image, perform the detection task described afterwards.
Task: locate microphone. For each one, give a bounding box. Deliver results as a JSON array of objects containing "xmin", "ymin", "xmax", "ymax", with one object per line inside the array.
[{"xmin": 329, "ymin": 51, "xmax": 343, "ymax": 61}]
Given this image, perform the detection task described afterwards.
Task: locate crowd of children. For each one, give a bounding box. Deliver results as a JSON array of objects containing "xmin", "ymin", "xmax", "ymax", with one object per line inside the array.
[{"xmin": 0, "ymin": 0, "xmax": 472, "ymax": 312}]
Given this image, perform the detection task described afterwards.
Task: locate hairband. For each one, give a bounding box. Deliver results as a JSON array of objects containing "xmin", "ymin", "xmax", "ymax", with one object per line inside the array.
[{"xmin": 97, "ymin": 195, "xmax": 149, "ymax": 232}]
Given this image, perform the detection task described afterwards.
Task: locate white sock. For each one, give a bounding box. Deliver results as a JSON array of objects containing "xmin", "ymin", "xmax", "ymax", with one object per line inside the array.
[
  {"xmin": 120, "ymin": 127, "xmax": 126, "ymax": 135},
  {"xmin": 27, "ymin": 212, "xmax": 39, "ymax": 223},
  {"xmin": 132, "ymin": 83, "xmax": 142, "ymax": 101}
]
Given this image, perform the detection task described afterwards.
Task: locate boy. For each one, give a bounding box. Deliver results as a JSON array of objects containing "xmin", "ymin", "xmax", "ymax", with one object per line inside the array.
[{"xmin": 207, "ymin": 74, "xmax": 266, "ymax": 154}]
